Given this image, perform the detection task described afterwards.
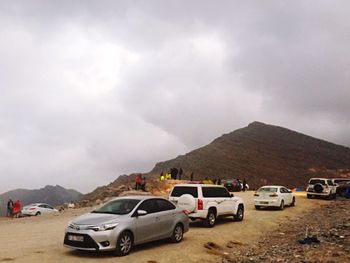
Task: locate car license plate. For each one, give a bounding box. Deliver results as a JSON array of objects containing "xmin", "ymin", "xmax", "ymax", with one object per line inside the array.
[
  {"xmin": 68, "ymin": 235, "xmax": 84, "ymax": 242},
  {"xmin": 260, "ymin": 201, "xmax": 268, "ymax": 204}
]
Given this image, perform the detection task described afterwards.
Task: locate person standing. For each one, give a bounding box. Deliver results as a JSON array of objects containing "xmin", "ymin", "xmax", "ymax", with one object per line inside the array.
[
  {"xmin": 243, "ymin": 178, "xmax": 247, "ymax": 192},
  {"xmin": 179, "ymin": 168, "xmax": 183, "ymax": 180},
  {"xmin": 7, "ymin": 199, "xmax": 13, "ymax": 217},
  {"xmin": 141, "ymin": 176, "xmax": 146, "ymax": 191},
  {"xmin": 135, "ymin": 174, "xmax": 141, "ymax": 190},
  {"xmin": 170, "ymin": 167, "xmax": 178, "ymax": 180},
  {"xmin": 190, "ymin": 172, "xmax": 194, "ymax": 181},
  {"xmin": 12, "ymin": 200, "xmax": 22, "ymax": 218}
]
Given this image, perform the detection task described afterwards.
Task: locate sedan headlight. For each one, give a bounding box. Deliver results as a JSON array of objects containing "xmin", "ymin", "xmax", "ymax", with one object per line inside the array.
[
  {"xmin": 88, "ymin": 223, "xmax": 119, "ymax": 231},
  {"xmin": 101, "ymin": 223, "xmax": 119, "ymax": 231}
]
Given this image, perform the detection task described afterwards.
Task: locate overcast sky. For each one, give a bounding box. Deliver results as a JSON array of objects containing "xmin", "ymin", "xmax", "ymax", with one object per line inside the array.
[{"xmin": 1, "ymin": 0, "xmax": 349, "ymax": 194}]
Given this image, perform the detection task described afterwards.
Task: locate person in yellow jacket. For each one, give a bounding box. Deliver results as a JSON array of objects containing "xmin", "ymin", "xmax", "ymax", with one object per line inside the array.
[{"xmin": 159, "ymin": 172, "xmax": 165, "ymax": 181}]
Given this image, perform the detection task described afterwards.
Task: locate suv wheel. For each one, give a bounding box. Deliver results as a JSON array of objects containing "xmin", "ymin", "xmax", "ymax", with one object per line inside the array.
[
  {"xmin": 114, "ymin": 231, "xmax": 133, "ymax": 256},
  {"xmin": 234, "ymin": 205, "xmax": 244, "ymax": 221},
  {"xmin": 170, "ymin": 224, "xmax": 184, "ymax": 243},
  {"xmin": 204, "ymin": 209, "xmax": 216, "ymax": 228},
  {"xmin": 314, "ymin": 183, "xmax": 324, "ymax": 193},
  {"xmin": 255, "ymin": 205, "xmax": 261, "ymax": 210},
  {"xmin": 279, "ymin": 200, "xmax": 285, "ymax": 210},
  {"xmin": 307, "ymin": 194, "xmax": 312, "ymax": 199}
]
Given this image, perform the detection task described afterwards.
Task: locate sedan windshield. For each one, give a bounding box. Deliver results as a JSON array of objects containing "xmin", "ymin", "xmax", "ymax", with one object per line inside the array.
[
  {"xmin": 92, "ymin": 199, "xmax": 140, "ymax": 215},
  {"xmin": 258, "ymin": 187, "xmax": 278, "ymax": 193}
]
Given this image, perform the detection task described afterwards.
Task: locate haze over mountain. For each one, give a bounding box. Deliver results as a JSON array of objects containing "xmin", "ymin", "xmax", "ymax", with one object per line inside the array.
[
  {"xmin": 0, "ymin": 185, "xmax": 82, "ymax": 216},
  {"xmin": 80, "ymin": 122, "xmax": 350, "ymax": 204}
]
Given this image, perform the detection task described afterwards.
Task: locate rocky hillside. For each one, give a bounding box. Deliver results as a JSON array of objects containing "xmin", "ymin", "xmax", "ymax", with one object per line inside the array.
[
  {"xmin": 0, "ymin": 185, "xmax": 82, "ymax": 215},
  {"xmin": 80, "ymin": 121, "xmax": 350, "ymax": 205},
  {"xmin": 150, "ymin": 122, "xmax": 350, "ymax": 189}
]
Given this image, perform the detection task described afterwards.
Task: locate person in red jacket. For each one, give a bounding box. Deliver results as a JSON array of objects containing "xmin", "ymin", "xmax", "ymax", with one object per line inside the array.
[
  {"xmin": 135, "ymin": 174, "xmax": 141, "ymax": 190},
  {"xmin": 12, "ymin": 200, "xmax": 22, "ymax": 218}
]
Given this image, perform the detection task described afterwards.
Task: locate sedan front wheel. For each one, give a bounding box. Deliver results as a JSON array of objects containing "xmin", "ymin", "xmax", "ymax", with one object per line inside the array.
[{"xmin": 114, "ymin": 231, "xmax": 133, "ymax": 256}]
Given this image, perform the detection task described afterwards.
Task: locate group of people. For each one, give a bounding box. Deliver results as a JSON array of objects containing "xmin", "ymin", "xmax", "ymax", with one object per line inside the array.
[
  {"xmin": 159, "ymin": 167, "xmax": 184, "ymax": 181},
  {"xmin": 7, "ymin": 199, "xmax": 22, "ymax": 218},
  {"xmin": 134, "ymin": 174, "xmax": 147, "ymax": 191}
]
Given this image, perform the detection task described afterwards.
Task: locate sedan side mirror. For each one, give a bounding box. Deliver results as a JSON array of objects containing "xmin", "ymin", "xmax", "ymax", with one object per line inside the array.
[
  {"xmin": 230, "ymin": 193, "xmax": 234, "ymax": 197},
  {"xmin": 136, "ymin": 210, "xmax": 147, "ymax": 217}
]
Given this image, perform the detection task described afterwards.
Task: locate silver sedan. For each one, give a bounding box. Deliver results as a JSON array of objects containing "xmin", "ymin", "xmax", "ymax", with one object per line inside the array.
[{"xmin": 64, "ymin": 195, "xmax": 189, "ymax": 256}]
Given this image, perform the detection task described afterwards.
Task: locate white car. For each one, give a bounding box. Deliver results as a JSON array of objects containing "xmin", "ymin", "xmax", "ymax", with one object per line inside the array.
[
  {"xmin": 169, "ymin": 184, "xmax": 244, "ymax": 227},
  {"xmin": 21, "ymin": 203, "xmax": 59, "ymax": 216},
  {"xmin": 307, "ymin": 178, "xmax": 337, "ymax": 199},
  {"xmin": 253, "ymin": 186, "xmax": 295, "ymax": 210}
]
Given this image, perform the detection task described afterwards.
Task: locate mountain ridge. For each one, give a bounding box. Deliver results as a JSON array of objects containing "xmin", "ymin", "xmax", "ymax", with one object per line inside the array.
[
  {"xmin": 0, "ymin": 184, "xmax": 82, "ymax": 216},
  {"xmin": 149, "ymin": 121, "xmax": 350, "ymax": 188}
]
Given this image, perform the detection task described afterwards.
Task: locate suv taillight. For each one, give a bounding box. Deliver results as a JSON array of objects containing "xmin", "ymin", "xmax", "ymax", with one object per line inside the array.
[{"xmin": 198, "ymin": 199, "xmax": 203, "ymax": 210}]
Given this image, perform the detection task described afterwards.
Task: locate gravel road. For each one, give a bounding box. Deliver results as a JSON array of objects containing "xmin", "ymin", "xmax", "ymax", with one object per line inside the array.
[{"xmin": 0, "ymin": 191, "xmax": 328, "ymax": 263}]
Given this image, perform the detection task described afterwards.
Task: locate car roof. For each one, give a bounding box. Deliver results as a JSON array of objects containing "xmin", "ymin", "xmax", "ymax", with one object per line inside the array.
[
  {"xmin": 108, "ymin": 195, "xmax": 166, "ymax": 202},
  {"xmin": 172, "ymin": 184, "xmax": 225, "ymax": 187},
  {"xmin": 259, "ymin": 185, "xmax": 285, "ymax": 188}
]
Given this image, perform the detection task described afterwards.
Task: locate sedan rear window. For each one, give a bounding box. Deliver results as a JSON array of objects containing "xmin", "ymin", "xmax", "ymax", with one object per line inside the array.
[
  {"xmin": 171, "ymin": 186, "xmax": 198, "ymax": 198},
  {"xmin": 257, "ymin": 187, "xmax": 278, "ymax": 192},
  {"xmin": 309, "ymin": 179, "xmax": 326, "ymax": 185}
]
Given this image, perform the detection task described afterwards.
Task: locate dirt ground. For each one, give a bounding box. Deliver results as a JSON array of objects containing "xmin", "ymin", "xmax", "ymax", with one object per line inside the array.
[{"xmin": 0, "ymin": 191, "xmax": 329, "ymax": 263}]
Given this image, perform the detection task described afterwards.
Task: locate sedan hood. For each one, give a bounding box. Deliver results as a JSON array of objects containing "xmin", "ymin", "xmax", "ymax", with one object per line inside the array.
[{"xmin": 72, "ymin": 212, "xmax": 122, "ymax": 225}]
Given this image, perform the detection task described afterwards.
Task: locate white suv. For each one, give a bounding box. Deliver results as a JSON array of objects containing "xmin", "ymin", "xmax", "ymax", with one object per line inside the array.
[
  {"xmin": 306, "ymin": 178, "xmax": 337, "ymax": 199},
  {"xmin": 169, "ymin": 184, "xmax": 244, "ymax": 227}
]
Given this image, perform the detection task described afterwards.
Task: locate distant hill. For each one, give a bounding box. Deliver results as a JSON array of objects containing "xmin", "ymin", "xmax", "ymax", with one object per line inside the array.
[
  {"xmin": 0, "ymin": 185, "xmax": 82, "ymax": 216},
  {"xmin": 79, "ymin": 121, "xmax": 350, "ymax": 205}
]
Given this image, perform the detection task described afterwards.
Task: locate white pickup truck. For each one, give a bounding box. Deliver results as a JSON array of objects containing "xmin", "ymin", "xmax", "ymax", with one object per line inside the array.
[{"xmin": 169, "ymin": 184, "xmax": 244, "ymax": 227}]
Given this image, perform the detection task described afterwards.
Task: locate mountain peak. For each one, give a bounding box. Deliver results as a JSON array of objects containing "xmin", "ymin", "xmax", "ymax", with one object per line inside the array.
[{"xmin": 150, "ymin": 122, "xmax": 350, "ymax": 188}]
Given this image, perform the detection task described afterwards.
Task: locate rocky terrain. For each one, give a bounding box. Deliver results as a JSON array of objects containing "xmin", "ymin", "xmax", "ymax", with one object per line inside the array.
[
  {"xmin": 220, "ymin": 199, "xmax": 350, "ymax": 263},
  {"xmin": 150, "ymin": 122, "xmax": 350, "ymax": 189},
  {"xmin": 78, "ymin": 178, "xmax": 186, "ymax": 207}
]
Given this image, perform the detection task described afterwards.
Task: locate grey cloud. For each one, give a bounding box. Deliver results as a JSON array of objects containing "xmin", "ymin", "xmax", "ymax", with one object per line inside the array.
[{"xmin": 0, "ymin": 0, "xmax": 349, "ymax": 193}]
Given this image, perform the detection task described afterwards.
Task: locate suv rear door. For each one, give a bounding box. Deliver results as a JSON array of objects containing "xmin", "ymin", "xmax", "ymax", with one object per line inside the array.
[
  {"xmin": 169, "ymin": 186, "xmax": 198, "ymax": 205},
  {"xmin": 201, "ymin": 186, "xmax": 234, "ymax": 215}
]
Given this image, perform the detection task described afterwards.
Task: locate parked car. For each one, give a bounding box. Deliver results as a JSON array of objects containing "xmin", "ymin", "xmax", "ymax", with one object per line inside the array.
[
  {"xmin": 332, "ymin": 178, "xmax": 350, "ymax": 197},
  {"xmin": 306, "ymin": 178, "xmax": 337, "ymax": 199},
  {"xmin": 21, "ymin": 203, "xmax": 58, "ymax": 216},
  {"xmin": 222, "ymin": 179, "xmax": 242, "ymax": 192},
  {"xmin": 64, "ymin": 196, "xmax": 189, "ymax": 256},
  {"xmin": 253, "ymin": 186, "xmax": 295, "ymax": 210},
  {"xmin": 169, "ymin": 184, "xmax": 244, "ymax": 227}
]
